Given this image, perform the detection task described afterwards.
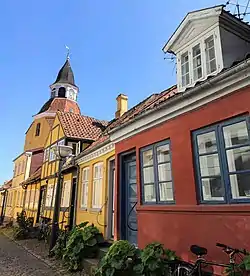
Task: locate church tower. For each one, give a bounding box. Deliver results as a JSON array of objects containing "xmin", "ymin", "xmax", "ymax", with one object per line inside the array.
[
  {"xmin": 50, "ymin": 57, "xmax": 79, "ymax": 102},
  {"xmin": 24, "ymin": 55, "xmax": 81, "ymax": 152},
  {"xmin": 38, "ymin": 56, "xmax": 81, "ymax": 115}
]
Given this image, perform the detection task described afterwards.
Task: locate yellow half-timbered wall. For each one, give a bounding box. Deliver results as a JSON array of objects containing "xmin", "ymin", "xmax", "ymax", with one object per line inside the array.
[
  {"xmin": 5, "ymin": 153, "xmax": 30, "ymax": 219},
  {"xmin": 40, "ymin": 115, "xmax": 65, "ymax": 221},
  {"xmin": 76, "ymin": 143, "xmax": 115, "ymax": 239},
  {"xmin": 24, "ymin": 182, "xmax": 41, "ymax": 223}
]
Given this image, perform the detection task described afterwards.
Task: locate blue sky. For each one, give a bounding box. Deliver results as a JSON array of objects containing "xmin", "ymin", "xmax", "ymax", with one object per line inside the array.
[{"xmin": 0, "ymin": 0, "xmax": 224, "ymax": 184}]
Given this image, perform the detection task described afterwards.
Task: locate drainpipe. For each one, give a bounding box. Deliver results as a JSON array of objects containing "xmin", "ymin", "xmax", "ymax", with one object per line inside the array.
[
  {"xmin": 22, "ymin": 184, "xmax": 28, "ymax": 211},
  {"xmin": 73, "ymin": 164, "xmax": 80, "ymax": 227}
]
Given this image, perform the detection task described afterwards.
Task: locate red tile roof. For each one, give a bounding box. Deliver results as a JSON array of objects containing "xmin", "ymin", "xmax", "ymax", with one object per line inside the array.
[
  {"xmin": 57, "ymin": 111, "xmax": 108, "ymax": 140},
  {"xmin": 39, "ymin": 98, "xmax": 81, "ymax": 115},
  {"xmin": 107, "ymin": 85, "xmax": 177, "ymax": 131},
  {"xmin": 84, "ymin": 134, "xmax": 109, "ymax": 152},
  {"xmin": 21, "ymin": 167, "xmax": 41, "ymax": 186},
  {"xmin": 3, "ymin": 179, "xmax": 12, "ymax": 189}
]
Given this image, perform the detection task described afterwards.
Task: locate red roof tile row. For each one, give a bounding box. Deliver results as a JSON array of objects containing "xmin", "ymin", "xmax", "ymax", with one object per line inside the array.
[
  {"xmin": 57, "ymin": 111, "xmax": 108, "ymax": 140},
  {"xmin": 107, "ymin": 85, "xmax": 177, "ymax": 131}
]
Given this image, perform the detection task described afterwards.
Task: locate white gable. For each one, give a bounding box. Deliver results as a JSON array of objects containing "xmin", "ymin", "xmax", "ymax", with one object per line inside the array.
[{"xmin": 163, "ymin": 5, "xmax": 223, "ymax": 54}]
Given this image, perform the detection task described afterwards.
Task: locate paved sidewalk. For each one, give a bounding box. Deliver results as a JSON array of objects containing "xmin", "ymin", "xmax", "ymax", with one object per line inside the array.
[{"xmin": 0, "ymin": 233, "xmax": 58, "ymax": 276}]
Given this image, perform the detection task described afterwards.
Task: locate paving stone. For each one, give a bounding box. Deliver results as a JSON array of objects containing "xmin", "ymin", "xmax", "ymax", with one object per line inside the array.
[{"xmin": 0, "ymin": 233, "xmax": 58, "ymax": 276}]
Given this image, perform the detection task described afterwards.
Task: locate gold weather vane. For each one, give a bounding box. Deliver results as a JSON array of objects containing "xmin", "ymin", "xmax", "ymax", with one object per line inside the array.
[{"xmin": 65, "ymin": 45, "xmax": 70, "ymax": 60}]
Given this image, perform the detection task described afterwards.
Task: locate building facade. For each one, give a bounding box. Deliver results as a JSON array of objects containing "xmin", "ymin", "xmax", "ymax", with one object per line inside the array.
[
  {"xmin": 75, "ymin": 135, "xmax": 115, "ymax": 239},
  {"xmin": 107, "ymin": 5, "xmax": 250, "ymax": 274}
]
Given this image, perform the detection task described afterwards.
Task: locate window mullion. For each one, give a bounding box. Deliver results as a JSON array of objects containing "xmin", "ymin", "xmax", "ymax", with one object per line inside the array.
[
  {"xmin": 153, "ymin": 145, "xmax": 160, "ymax": 203},
  {"xmin": 217, "ymin": 124, "xmax": 230, "ymax": 203}
]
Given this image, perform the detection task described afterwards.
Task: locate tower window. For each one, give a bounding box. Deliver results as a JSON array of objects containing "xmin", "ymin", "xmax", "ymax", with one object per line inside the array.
[
  {"xmin": 51, "ymin": 88, "xmax": 56, "ymax": 98},
  {"xmin": 58, "ymin": 87, "xmax": 66, "ymax": 98},
  {"xmin": 35, "ymin": 123, "xmax": 41, "ymax": 136}
]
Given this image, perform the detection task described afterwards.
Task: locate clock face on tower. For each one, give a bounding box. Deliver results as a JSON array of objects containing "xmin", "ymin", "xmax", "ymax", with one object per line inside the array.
[{"xmin": 69, "ymin": 89, "xmax": 74, "ymax": 100}]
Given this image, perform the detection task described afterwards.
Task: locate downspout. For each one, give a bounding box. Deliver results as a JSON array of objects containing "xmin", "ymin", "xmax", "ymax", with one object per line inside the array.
[{"xmin": 73, "ymin": 164, "xmax": 80, "ymax": 227}]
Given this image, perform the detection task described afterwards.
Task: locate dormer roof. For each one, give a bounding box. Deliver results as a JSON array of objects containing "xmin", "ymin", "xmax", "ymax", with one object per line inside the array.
[{"xmin": 163, "ymin": 5, "xmax": 250, "ymax": 54}]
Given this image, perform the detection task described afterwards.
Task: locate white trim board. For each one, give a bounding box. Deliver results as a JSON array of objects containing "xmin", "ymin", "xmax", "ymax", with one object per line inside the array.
[{"xmin": 76, "ymin": 142, "xmax": 115, "ymax": 165}]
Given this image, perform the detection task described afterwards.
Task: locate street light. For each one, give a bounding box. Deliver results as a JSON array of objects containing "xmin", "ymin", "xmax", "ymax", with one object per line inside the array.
[{"xmin": 49, "ymin": 144, "xmax": 73, "ymax": 252}]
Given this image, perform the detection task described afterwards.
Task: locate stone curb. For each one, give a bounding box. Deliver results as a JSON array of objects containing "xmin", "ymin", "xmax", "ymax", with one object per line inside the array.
[{"xmin": 2, "ymin": 231, "xmax": 68, "ymax": 276}]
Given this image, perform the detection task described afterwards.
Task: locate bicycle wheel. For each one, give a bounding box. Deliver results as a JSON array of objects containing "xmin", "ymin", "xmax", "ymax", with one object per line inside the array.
[{"xmin": 172, "ymin": 265, "xmax": 193, "ymax": 276}]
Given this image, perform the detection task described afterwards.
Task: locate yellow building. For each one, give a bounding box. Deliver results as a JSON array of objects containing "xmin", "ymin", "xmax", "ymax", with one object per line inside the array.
[
  {"xmin": 75, "ymin": 135, "xmax": 115, "ymax": 240},
  {"xmin": 40, "ymin": 111, "xmax": 107, "ymax": 229},
  {"xmin": 21, "ymin": 167, "xmax": 42, "ymax": 224},
  {"xmin": 0, "ymin": 180, "xmax": 12, "ymax": 223},
  {"xmin": 6, "ymin": 56, "xmax": 83, "ymax": 224},
  {"xmin": 5, "ymin": 152, "xmax": 32, "ymax": 220}
]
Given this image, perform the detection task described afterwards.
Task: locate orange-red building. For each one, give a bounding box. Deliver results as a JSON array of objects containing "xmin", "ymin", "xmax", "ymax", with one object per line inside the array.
[{"xmin": 107, "ymin": 6, "xmax": 250, "ymax": 275}]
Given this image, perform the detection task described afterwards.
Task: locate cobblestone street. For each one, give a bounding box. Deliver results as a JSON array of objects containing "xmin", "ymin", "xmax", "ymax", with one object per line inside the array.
[{"xmin": 0, "ymin": 234, "xmax": 58, "ymax": 276}]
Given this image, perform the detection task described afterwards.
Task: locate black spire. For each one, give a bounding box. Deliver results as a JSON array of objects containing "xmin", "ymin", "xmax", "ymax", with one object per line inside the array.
[{"xmin": 53, "ymin": 58, "xmax": 75, "ymax": 86}]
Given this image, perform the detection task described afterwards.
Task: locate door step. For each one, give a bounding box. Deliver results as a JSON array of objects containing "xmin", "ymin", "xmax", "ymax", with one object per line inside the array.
[{"xmin": 83, "ymin": 241, "xmax": 113, "ymax": 274}]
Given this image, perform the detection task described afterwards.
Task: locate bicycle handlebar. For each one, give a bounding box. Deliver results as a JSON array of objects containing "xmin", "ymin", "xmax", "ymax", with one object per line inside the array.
[{"xmin": 216, "ymin": 243, "xmax": 248, "ymax": 255}]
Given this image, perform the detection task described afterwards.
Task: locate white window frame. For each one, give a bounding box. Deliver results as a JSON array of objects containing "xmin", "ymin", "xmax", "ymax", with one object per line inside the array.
[
  {"xmin": 52, "ymin": 183, "xmax": 57, "ymax": 207},
  {"xmin": 61, "ymin": 180, "xmax": 71, "ymax": 207},
  {"xmin": 49, "ymin": 145, "xmax": 56, "ymax": 161},
  {"xmin": 205, "ymin": 35, "xmax": 217, "ymax": 75},
  {"xmin": 68, "ymin": 141, "xmax": 81, "ymax": 156},
  {"xmin": 45, "ymin": 184, "xmax": 53, "ymax": 207},
  {"xmin": 92, "ymin": 162, "xmax": 103, "ymax": 209},
  {"xmin": 177, "ymin": 29, "xmax": 220, "ymax": 91},
  {"xmin": 81, "ymin": 167, "xmax": 89, "ymax": 208}
]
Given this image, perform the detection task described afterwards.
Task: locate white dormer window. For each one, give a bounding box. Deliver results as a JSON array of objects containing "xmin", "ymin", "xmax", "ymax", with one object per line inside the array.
[
  {"xmin": 192, "ymin": 44, "xmax": 202, "ymax": 81},
  {"xmin": 178, "ymin": 33, "xmax": 219, "ymax": 90},
  {"xmin": 181, "ymin": 51, "xmax": 190, "ymax": 87},
  {"xmin": 205, "ymin": 35, "xmax": 217, "ymax": 74}
]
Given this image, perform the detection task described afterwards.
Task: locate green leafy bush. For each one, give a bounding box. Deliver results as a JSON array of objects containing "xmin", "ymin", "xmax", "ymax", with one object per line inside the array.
[
  {"xmin": 134, "ymin": 242, "xmax": 165, "ymax": 276},
  {"xmin": 13, "ymin": 211, "xmax": 34, "ymax": 240},
  {"xmin": 51, "ymin": 222, "xmax": 89, "ymax": 259},
  {"xmin": 51, "ymin": 229, "xmax": 70, "ymax": 259},
  {"xmin": 62, "ymin": 222, "xmax": 104, "ymax": 271},
  {"xmin": 95, "ymin": 240, "xmax": 140, "ymax": 276},
  {"xmin": 95, "ymin": 241, "xmax": 181, "ymax": 276},
  {"xmin": 224, "ymin": 253, "xmax": 250, "ymax": 276},
  {"xmin": 134, "ymin": 243, "xmax": 180, "ymax": 276}
]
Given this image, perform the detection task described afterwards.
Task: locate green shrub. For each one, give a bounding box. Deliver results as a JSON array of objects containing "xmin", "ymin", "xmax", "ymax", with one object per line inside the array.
[
  {"xmin": 62, "ymin": 222, "xmax": 104, "ymax": 271},
  {"xmin": 95, "ymin": 241, "xmax": 181, "ymax": 276},
  {"xmin": 134, "ymin": 242, "xmax": 180, "ymax": 276},
  {"xmin": 134, "ymin": 243, "xmax": 166, "ymax": 276},
  {"xmin": 13, "ymin": 211, "xmax": 33, "ymax": 240},
  {"xmin": 95, "ymin": 240, "xmax": 140, "ymax": 276},
  {"xmin": 224, "ymin": 253, "xmax": 250, "ymax": 276},
  {"xmin": 51, "ymin": 222, "xmax": 89, "ymax": 259},
  {"xmin": 51, "ymin": 229, "xmax": 70, "ymax": 259}
]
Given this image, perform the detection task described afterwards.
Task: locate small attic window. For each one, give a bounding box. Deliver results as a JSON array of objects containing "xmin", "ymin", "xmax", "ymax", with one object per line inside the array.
[
  {"xmin": 35, "ymin": 123, "xmax": 41, "ymax": 136},
  {"xmin": 181, "ymin": 52, "xmax": 190, "ymax": 86},
  {"xmin": 178, "ymin": 33, "xmax": 218, "ymax": 91},
  {"xmin": 205, "ymin": 35, "xmax": 217, "ymax": 74}
]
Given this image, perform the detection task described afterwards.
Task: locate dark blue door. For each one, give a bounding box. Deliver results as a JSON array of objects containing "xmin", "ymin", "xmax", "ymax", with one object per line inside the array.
[{"xmin": 124, "ymin": 159, "xmax": 137, "ymax": 245}]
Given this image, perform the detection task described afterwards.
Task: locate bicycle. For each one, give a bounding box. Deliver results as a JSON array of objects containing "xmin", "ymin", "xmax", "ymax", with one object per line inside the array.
[
  {"xmin": 172, "ymin": 243, "xmax": 248, "ymax": 276},
  {"xmin": 37, "ymin": 216, "xmax": 52, "ymax": 243}
]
